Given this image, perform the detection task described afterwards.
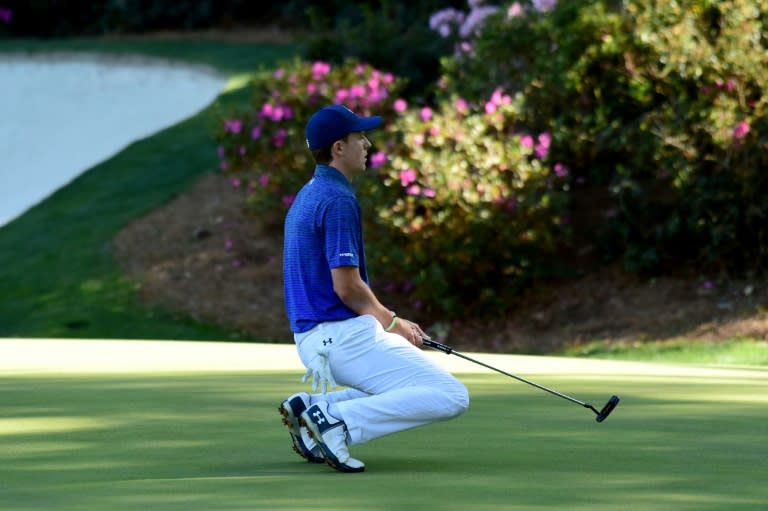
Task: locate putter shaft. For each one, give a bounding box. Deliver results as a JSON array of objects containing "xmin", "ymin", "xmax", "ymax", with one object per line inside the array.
[{"xmin": 422, "ymin": 338, "xmax": 620, "ymax": 422}]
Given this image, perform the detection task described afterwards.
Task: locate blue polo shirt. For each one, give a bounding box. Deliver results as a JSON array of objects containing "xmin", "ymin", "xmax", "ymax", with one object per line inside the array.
[{"xmin": 283, "ymin": 165, "xmax": 369, "ymax": 333}]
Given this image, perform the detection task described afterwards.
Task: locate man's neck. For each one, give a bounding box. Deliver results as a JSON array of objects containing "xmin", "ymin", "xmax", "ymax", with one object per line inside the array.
[{"xmin": 328, "ymin": 160, "xmax": 354, "ymax": 183}]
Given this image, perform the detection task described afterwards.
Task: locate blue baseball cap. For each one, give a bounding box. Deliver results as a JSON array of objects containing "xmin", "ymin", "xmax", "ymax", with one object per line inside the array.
[{"xmin": 305, "ymin": 104, "xmax": 382, "ymax": 150}]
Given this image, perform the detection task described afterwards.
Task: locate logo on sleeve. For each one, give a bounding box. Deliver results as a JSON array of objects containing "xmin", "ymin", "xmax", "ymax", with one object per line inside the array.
[{"xmin": 339, "ymin": 252, "xmax": 354, "ymax": 258}]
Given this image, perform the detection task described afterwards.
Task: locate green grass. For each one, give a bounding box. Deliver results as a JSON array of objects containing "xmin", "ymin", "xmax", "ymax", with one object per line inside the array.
[
  {"xmin": 1, "ymin": 369, "xmax": 766, "ymax": 511},
  {"xmin": 0, "ymin": 38, "xmax": 297, "ymax": 340},
  {"xmin": 1, "ymin": 37, "xmax": 766, "ymax": 366},
  {"xmin": 561, "ymin": 338, "xmax": 768, "ymax": 367},
  {"xmin": 0, "ymin": 38, "xmax": 297, "ymax": 75}
]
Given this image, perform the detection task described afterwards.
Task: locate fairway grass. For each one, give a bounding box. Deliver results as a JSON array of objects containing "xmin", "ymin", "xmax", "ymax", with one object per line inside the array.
[{"xmin": 2, "ymin": 341, "xmax": 767, "ymax": 511}]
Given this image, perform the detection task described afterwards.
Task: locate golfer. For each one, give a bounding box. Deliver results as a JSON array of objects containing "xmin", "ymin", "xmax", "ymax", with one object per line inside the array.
[{"xmin": 278, "ymin": 104, "xmax": 469, "ymax": 473}]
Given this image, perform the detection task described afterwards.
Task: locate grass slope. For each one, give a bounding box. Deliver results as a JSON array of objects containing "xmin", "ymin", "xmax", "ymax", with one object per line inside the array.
[
  {"xmin": 1, "ymin": 370, "xmax": 766, "ymax": 511},
  {"xmin": 0, "ymin": 39, "xmax": 296, "ymax": 340}
]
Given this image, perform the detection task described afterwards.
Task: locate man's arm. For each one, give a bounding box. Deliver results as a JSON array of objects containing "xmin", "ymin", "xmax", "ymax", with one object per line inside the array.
[{"xmin": 331, "ymin": 266, "xmax": 425, "ymax": 346}]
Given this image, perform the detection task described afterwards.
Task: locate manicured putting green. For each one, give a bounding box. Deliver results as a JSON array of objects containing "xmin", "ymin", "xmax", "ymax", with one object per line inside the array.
[{"xmin": 1, "ymin": 366, "xmax": 766, "ymax": 511}]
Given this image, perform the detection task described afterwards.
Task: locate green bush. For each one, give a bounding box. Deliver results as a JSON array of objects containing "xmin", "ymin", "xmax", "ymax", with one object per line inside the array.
[
  {"xmin": 365, "ymin": 92, "xmax": 570, "ymax": 314},
  {"xmin": 214, "ymin": 57, "xmax": 408, "ymax": 231},
  {"xmin": 216, "ymin": 57, "xmax": 569, "ymax": 317},
  {"xmin": 297, "ymin": 0, "xmax": 463, "ymax": 100},
  {"xmin": 443, "ymin": 0, "xmax": 768, "ymax": 274}
]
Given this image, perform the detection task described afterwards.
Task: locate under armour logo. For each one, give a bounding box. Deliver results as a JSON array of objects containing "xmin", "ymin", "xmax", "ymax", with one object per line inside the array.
[
  {"xmin": 313, "ymin": 411, "xmax": 326, "ymax": 424},
  {"xmin": 322, "ymin": 338, "xmax": 333, "ymax": 346}
]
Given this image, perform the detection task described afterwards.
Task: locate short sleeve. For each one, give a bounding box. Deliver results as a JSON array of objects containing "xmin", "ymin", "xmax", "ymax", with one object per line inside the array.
[{"xmin": 322, "ymin": 197, "xmax": 361, "ymax": 269}]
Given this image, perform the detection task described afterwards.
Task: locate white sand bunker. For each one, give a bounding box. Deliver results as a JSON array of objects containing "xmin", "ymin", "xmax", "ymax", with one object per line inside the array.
[{"xmin": 0, "ymin": 53, "xmax": 226, "ymax": 226}]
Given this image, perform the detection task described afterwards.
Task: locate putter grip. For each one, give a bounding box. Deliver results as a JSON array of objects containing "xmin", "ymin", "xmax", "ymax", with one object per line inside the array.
[{"xmin": 422, "ymin": 338, "xmax": 453, "ymax": 354}]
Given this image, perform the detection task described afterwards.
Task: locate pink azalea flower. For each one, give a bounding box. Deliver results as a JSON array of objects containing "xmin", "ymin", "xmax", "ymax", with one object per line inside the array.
[
  {"xmin": 230, "ymin": 178, "xmax": 241, "ymax": 187},
  {"xmin": 400, "ymin": 168, "xmax": 417, "ymax": 187},
  {"xmin": 369, "ymin": 151, "xmax": 387, "ymax": 169},
  {"xmin": 424, "ymin": 188, "xmax": 436, "ymax": 198},
  {"xmin": 273, "ymin": 128, "xmax": 288, "ymax": 147},
  {"xmin": 520, "ymin": 134, "xmax": 534, "ymax": 149},
  {"xmin": 217, "ymin": 145, "xmax": 225, "ymax": 157},
  {"xmin": 224, "ymin": 119, "xmax": 242, "ymax": 134},
  {"xmin": 507, "ymin": 2, "xmax": 523, "ymax": 18},
  {"xmin": 535, "ymin": 132, "xmax": 552, "ymax": 159},
  {"xmin": 306, "ymin": 82, "xmax": 318, "ymax": 95},
  {"xmin": 420, "ymin": 107, "xmax": 433, "ymax": 122},
  {"xmin": 733, "ymin": 120, "xmax": 750, "ymax": 140},
  {"xmin": 251, "ymin": 126, "xmax": 261, "ymax": 140},
  {"xmin": 554, "ymin": 163, "xmax": 569, "ymax": 177},
  {"xmin": 393, "ymin": 98, "xmax": 408, "ymax": 113},
  {"xmin": 490, "ymin": 88, "xmax": 504, "ymax": 105},
  {"xmin": 406, "ymin": 185, "xmax": 421, "ymax": 196},
  {"xmin": 269, "ymin": 106, "xmax": 285, "ymax": 122},
  {"xmin": 259, "ymin": 174, "xmax": 269, "ymax": 187},
  {"xmin": 455, "ymin": 97, "xmax": 469, "ymax": 115},
  {"xmin": 350, "ymin": 85, "xmax": 366, "ymax": 98},
  {"xmin": 335, "ymin": 89, "xmax": 350, "ymax": 103},
  {"xmin": 219, "ymin": 161, "xmax": 228, "ymax": 171},
  {"xmin": 311, "ymin": 61, "xmax": 331, "ymax": 79},
  {"xmin": 273, "ymin": 68, "xmax": 285, "ymax": 79}
]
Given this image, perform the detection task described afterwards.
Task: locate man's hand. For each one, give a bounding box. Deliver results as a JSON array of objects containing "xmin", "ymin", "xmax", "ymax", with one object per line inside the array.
[{"xmin": 391, "ymin": 317, "xmax": 428, "ymax": 347}]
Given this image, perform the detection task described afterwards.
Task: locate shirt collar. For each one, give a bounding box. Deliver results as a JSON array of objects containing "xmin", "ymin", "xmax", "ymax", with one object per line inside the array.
[{"xmin": 314, "ymin": 164, "xmax": 352, "ymax": 188}]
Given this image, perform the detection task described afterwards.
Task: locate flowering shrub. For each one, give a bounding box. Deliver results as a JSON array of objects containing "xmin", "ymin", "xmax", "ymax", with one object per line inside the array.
[
  {"xmin": 298, "ymin": 0, "xmax": 458, "ymax": 100},
  {"xmin": 215, "ymin": 57, "xmax": 407, "ymax": 230},
  {"xmin": 363, "ymin": 90, "xmax": 570, "ymax": 313},
  {"xmin": 429, "ymin": 0, "xmax": 500, "ymax": 58},
  {"xmin": 440, "ymin": 0, "xmax": 768, "ymax": 273},
  {"xmin": 216, "ymin": 57, "xmax": 570, "ymax": 315}
]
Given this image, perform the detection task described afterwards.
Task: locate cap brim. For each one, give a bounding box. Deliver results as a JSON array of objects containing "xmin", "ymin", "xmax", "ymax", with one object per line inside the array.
[{"xmin": 353, "ymin": 116, "xmax": 382, "ymax": 132}]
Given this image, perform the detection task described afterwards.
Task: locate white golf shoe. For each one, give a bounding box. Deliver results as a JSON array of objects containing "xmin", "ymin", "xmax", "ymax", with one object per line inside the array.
[
  {"xmin": 278, "ymin": 392, "xmax": 325, "ymax": 463},
  {"xmin": 300, "ymin": 401, "xmax": 365, "ymax": 473}
]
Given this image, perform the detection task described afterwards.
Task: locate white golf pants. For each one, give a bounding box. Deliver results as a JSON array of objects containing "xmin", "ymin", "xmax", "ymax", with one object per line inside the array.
[{"xmin": 295, "ymin": 314, "xmax": 469, "ymax": 445}]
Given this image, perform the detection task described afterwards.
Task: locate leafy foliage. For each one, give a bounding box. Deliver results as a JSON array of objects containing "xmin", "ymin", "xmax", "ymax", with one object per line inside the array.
[
  {"xmin": 215, "ymin": 57, "xmax": 568, "ymax": 316},
  {"xmin": 444, "ymin": 0, "xmax": 768, "ymax": 274}
]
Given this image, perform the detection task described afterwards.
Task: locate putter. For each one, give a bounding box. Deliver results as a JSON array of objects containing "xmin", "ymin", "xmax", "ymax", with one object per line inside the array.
[{"xmin": 422, "ymin": 338, "xmax": 620, "ymax": 422}]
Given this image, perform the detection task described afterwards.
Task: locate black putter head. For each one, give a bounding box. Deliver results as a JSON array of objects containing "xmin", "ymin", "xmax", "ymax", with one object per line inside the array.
[{"xmin": 595, "ymin": 395, "xmax": 620, "ymax": 422}]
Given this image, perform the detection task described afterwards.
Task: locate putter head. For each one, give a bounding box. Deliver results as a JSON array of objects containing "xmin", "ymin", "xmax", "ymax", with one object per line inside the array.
[{"xmin": 595, "ymin": 395, "xmax": 620, "ymax": 422}]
